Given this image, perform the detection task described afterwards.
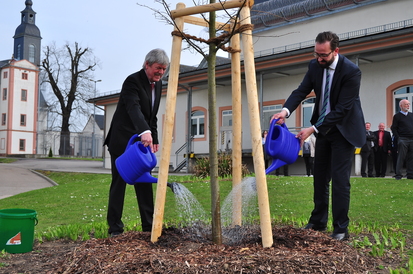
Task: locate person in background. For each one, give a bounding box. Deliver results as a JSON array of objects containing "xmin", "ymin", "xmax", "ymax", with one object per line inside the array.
[
  {"xmin": 391, "ymin": 99, "xmax": 413, "ymax": 180},
  {"xmin": 262, "ymin": 130, "xmax": 269, "ymax": 169},
  {"xmin": 373, "ymin": 122, "xmax": 392, "ymax": 177},
  {"xmin": 275, "ymin": 165, "xmax": 289, "ymax": 176},
  {"xmin": 302, "ymin": 133, "xmax": 316, "ymax": 177},
  {"xmin": 271, "ymin": 31, "xmax": 365, "ymax": 241},
  {"xmin": 391, "ymin": 134, "xmax": 398, "ymax": 175},
  {"xmin": 360, "ymin": 122, "xmax": 376, "ymax": 177},
  {"xmin": 104, "ymin": 49, "xmax": 169, "ymax": 237}
]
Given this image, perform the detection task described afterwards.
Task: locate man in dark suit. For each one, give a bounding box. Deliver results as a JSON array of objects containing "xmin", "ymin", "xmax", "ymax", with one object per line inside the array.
[
  {"xmin": 373, "ymin": 122, "xmax": 392, "ymax": 177},
  {"xmin": 271, "ymin": 31, "xmax": 365, "ymax": 241},
  {"xmin": 360, "ymin": 122, "xmax": 376, "ymax": 177},
  {"xmin": 391, "ymin": 99, "xmax": 413, "ymax": 180},
  {"xmin": 104, "ymin": 49, "xmax": 169, "ymax": 237}
]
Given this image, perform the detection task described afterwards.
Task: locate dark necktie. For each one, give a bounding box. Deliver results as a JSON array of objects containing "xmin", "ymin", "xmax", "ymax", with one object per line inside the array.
[{"xmin": 315, "ymin": 68, "xmax": 331, "ymax": 127}]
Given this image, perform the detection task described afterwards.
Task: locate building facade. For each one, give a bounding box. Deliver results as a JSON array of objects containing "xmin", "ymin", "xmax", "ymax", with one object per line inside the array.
[{"xmin": 96, "ymin": 0, "xmax": 413, "ymax": 175}]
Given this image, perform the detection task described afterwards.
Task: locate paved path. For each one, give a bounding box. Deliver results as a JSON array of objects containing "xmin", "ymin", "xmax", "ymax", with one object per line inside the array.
[{"xmin": 0, "ymin": 158, "xmax": 110, "ymax": 200}]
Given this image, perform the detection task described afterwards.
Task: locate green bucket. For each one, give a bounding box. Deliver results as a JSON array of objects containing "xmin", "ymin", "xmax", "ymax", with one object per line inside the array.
[{"xmin": 0, "ymin": 208, "xmax": 38, "ymax": 253}]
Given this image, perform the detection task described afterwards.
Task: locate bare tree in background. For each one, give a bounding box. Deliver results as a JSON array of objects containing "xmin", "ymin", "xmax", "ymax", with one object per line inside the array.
[
  {"xmin": 138, "ymin": 0, "xmax": 247, "ymax": 244},
  {"xmin": 41, "ymin": 42, "xmax": 99, "ymax": 155}
]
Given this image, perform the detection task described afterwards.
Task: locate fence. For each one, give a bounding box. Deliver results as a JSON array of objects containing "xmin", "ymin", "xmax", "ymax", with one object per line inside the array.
[{"xmin": 36, "ymin": 131, "xmax": 104, "ymax": 158}]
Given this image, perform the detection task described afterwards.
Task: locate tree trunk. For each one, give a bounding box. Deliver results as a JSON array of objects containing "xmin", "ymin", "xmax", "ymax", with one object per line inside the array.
[{"xmin": 208, "ymin": 1, "xmax": 222, "ymax": 245}]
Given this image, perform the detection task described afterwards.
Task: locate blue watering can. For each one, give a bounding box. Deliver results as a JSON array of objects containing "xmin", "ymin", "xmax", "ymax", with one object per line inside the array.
[
  {"xmin": 115, "ymin": 134, "xmax": 158, "ymax": 185},
  {"xmin": 264, "ymin": 119, "xmax": 300, "ymax": 174}
]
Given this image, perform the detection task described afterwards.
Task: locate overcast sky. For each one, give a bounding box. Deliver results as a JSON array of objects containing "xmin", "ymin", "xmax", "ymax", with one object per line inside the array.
[{"xmin": 1, "ymin": 0, "xmax": 212, "ymax": 94}]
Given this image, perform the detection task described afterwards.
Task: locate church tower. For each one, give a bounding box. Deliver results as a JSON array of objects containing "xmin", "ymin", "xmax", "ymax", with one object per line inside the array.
[{"xmin": 13, "ymin": 0, "xmax": 42, "ymax": 66}]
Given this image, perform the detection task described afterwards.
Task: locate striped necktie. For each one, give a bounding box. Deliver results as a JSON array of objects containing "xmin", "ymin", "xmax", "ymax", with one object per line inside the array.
[
  {"xmin": 315, "ymin": 69, "xmax": 331, "ymax": 127},
  {"xmin": 151, "ymin": 83, "xmax": 155, "ymax": 108}
]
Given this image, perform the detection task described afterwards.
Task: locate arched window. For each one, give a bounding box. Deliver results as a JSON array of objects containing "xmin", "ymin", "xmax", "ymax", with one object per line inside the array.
[
  {"xmin": 191, "ymin": 110, "xmax": 205, "ymax": 138},
  {"xmin": 29, "ymin": 44, "xmax": 35, "ymax": 63},
  {"xmin": 16, "ymin": 44, "xmax": 21, "ymax": 60},
  {"xmin": 222, "ymin": 110, "xmax": 232, "ymax": 127},
  {"xmin": 301, "ymin": 97, "xmax": 316, "ymax": 127},
  {"xmin": 393, "ymin": 86, "xmax": 413, "ymax": 113}
]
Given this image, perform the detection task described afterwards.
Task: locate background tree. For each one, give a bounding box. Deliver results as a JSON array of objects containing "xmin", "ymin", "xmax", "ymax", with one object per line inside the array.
[{"xmin": 41, "ymin": 42, "xmax": 99, "ymax": 155}]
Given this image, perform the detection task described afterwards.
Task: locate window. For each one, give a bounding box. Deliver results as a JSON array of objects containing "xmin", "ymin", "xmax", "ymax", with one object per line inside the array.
[
  {"xmin": 191, "ymin": 110, "xmax": 205, "ymax": 138},
  {"xmin": 16, "ymin": 44, "xmax": 21, "ymax": 60},
  {"xmin": 22, "ymin": 73, "xmax": 28, "ymax": 80},
  {"xmin": 21, "ymin": 89, "xmax": 27, "ymax": 101},
  {"xmin": 262, "ymin": 104, "xmax": 282, "ymax": 129},
  {"xmin": 2, "ymin": 88, "xmax": 7, "ymax": 100},
  {"xmin": 20, "ymin": 114, "xmax": 26, "ymax": 126},
  {"xmin": 301, "ymin": 97, "xmax": 316, "ymax": 127},
  {"xmin": 3, "ymin": 71, "xmax": 7, "ymax": 78},
  {"xmin": 19, "ymin": 139, "xmax": 26, "ymax": 151},
  {"xmin": 394, "ymin": 86, "xmax": 413, "ymax": 113},
  {"xmin": 222, "ymin": 110, "xmax": 232, "ymax": 127},
  {"xmin": 1, "ymin": 113, "xmax": 6, "ymax": 126},
  {"xmin": 29, "ymin": 44, "xmax": 35, "ymax": 63}
]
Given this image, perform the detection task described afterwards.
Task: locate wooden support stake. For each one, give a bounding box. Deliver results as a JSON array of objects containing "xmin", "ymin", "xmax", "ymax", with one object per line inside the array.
[
  {"xmin": 171, "ymin": 0, "xmax": 246, "ymax": 19},
  {"xmin": 231, "ymin": 27, "xmax": 242, "ymax": 226},
  {"xmin": 239, "ymin": 5, "xmax": 273, "ymax": 248},
  {"xmin": 151, "ymin": 2, "xmax": 185, "ymax": 243}
]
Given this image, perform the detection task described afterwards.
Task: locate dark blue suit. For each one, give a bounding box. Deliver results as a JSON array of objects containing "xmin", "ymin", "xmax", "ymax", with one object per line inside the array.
[
  {"xmin": 104, "ymin": 68, "xmax": 162, "ymax": 233},
  {"xmin": 283, "ymin": 54, "xmax": 365, "ymax": 233}
]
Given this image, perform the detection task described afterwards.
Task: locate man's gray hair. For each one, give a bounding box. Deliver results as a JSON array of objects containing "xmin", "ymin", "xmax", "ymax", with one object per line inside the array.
[{"xmin": 143, "ymin": 48, "xmax": 169, "ymax": 68}]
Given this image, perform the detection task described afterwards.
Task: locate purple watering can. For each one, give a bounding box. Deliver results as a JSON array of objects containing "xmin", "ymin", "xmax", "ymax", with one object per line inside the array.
[
  {"xmin": 115, "ymin": 134, "xmax": 158, "ymax": 185},
  {"xmin": 264, "ymin": 119, "xmax": 300, "ymax": 174}
]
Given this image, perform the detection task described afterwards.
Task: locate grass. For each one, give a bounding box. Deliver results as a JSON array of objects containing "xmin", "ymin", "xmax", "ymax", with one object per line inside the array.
[{"xmin": 0, "ymin": 172, "xmax": 412, "ymax": 234}]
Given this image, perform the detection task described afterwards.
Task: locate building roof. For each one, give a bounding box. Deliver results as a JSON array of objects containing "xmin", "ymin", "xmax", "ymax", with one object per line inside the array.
[
  {"xmin": 94, "ymin": 114, "xmax": 104, "ymax": 130},
  {"xmin": 251, "ymin": 0, "xmax": 385, "ymax": 31}
]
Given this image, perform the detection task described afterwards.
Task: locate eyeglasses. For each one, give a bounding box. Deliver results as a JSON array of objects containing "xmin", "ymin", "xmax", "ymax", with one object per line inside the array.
[{"xmin": 313, "ymin": 51, "xmax": 333, "ymax": 58}]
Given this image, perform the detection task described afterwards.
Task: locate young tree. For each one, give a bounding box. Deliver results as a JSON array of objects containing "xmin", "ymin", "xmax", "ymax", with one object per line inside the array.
[
  {"xmin": 140, "ymin": 0, "xmax": 247, "ymax": 244},
  {"xmin": 41, "ymin": 42, "xmax": 99, "ymax": 155}
]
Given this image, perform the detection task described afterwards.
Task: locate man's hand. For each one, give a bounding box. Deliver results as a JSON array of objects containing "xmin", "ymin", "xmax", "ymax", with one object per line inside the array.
[
  {"xmin": 140, "ymin": 132, "xmax": 153, "ymax": 149},
  {"xmin": 270, "ymin": 109, "xmax": 288, "ymax": 124},
  {"xmin": 296, "ymin": 127, "xmax": 315, "ymax": 146}
]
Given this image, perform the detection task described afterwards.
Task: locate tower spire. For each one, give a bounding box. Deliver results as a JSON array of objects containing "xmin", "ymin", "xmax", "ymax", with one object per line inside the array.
[{"xmin": 13, "ymin": 0, "xmax": 42, "ymax": 66}]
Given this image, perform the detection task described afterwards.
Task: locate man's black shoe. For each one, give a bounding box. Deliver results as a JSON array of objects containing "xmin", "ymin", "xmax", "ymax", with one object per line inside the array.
[
  {"xmin": 304, "ymin": 223, "xmax": 326, "ymax": 231},
  {"xmin": 330, "ymin": 232, "xmax": 349, "ymax": 241},
  {"xmin": 395, "ymin": 176, "xmax": 402, "ymax": 180},
  {"xmin": 110, "ymin": 231, "xmax": 122, "ymax": 238}
]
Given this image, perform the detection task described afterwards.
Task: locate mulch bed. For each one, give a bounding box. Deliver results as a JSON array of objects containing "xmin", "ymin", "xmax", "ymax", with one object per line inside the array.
[{"xmin": 1, "ymin": 226, "xmax": 406, "ymax": 273}]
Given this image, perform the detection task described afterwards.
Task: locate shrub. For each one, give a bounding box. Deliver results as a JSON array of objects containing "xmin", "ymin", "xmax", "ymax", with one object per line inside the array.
[
  {"xmin": 48, "ymin": 148, "xmax": 53, "ymax": 158},
  {"xmin": 193, "ymin": 151, "xmax": 250, "ymax": 178}
]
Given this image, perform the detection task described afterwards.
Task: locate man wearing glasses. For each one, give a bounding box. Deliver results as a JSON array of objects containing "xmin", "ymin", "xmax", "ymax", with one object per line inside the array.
[{"xmin": 271, "ymin": 31, "xmax": 365, "ymax": 241}]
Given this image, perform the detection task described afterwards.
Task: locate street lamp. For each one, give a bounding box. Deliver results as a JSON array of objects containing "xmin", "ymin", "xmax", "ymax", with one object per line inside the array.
[{"xmin": 90, "ymin": 79, "xmax": 102, "ymax": 158}]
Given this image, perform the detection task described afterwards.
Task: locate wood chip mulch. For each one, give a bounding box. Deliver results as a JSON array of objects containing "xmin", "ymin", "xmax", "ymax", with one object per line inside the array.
[{"xmin": 47, "ymin": 226, "xmax": 393, "ymax": 274}]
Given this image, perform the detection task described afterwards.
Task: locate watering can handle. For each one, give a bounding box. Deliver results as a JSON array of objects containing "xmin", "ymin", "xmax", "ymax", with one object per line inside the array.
[
  {"xmin": 271, "ymin": 118, "xmax": 288, "ymax": 130},
  {"xmin": 126, "ymin": 134, "xmax": 140, "ymax": 150}
]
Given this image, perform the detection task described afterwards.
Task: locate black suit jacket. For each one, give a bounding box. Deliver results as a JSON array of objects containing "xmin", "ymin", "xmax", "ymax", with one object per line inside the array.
[
  {"xmin": 361, "ymin": 130, "xmax": 376, "ymax": 152},
  {"xmin": 283, "ymin": 54, "xmax": 365, "ymax": 147},
  {"xmin": 104, "ymin": 69, "xmax": 162, "ymax": 156},
  {"xmin": 373, "ymin": 130, "xmax": 392, "ymax": 152}
]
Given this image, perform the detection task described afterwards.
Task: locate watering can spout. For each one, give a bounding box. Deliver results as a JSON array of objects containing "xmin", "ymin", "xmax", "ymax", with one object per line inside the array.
[
  {"xmin": 264, "ymin": 119, "xmax": 300, "ymax": 175},
  {"xmin": 265, "ymin": 159, "xmax": 287, "ymax": 175}
]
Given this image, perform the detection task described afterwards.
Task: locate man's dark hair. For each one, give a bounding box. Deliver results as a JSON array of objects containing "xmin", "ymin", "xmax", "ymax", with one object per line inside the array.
[{"xmin": 315, "ymin": 31, "xmax": 339, "ymax": 50}]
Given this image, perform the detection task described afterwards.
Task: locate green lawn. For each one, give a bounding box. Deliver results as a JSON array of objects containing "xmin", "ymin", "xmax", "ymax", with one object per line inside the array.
[{"xmin": 0, "ymin": 172, "xmax": 412, "ymax": 234}]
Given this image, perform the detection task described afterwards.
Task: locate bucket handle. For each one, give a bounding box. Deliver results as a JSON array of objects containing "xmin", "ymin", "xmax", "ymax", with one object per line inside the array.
[{"xmin": 33, "ymin": 216, "xmax": 38, "ymax": 226}]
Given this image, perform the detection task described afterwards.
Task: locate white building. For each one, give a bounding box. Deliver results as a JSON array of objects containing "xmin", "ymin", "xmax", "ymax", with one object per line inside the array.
[
  {"xmin": 96, "ymin": 0, "xmax": 413, "ymax": 175},
  {"xmin": 0, "ymin": 0, "xmax": 42, "ymax": 156}
]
